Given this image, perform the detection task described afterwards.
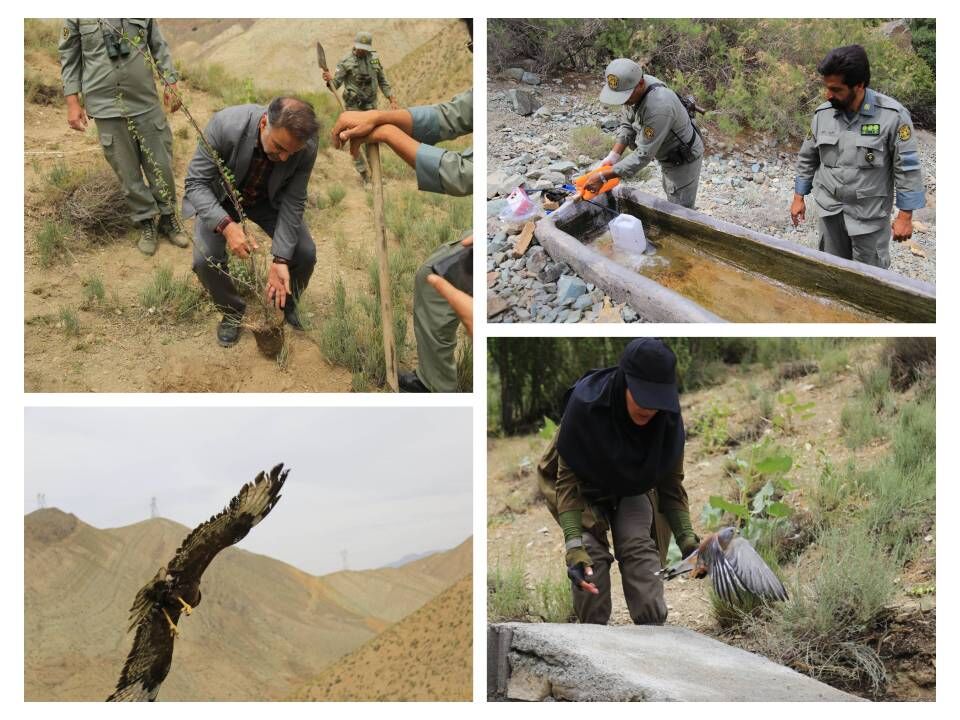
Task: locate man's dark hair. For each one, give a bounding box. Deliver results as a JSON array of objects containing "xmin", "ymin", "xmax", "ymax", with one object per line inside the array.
[
  {"xmin": 266, "ymin": 97, "xmax": 320, "ymax": 142},
  {"xmin": 817, "ymin": 44, "xmax": 871, "ymax": 88}
]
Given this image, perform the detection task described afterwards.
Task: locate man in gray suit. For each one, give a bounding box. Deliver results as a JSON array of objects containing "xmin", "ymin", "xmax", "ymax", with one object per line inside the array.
[{"xmin": 184, "ymin": 97, "xmax": 320, "ymax": 347}]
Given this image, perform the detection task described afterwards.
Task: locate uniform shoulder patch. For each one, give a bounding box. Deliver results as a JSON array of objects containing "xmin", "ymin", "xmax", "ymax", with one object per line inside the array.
[
  {"xmin": 898, "ymin": 124, "xmax": 912, "ymax": 142},
  {"xmin": 860, "ymin": 124, "xmax": 880, "ymax": 136},
  {"xmin": 643, "ymin": 125, "xmax": 655, "ymax": 140}
]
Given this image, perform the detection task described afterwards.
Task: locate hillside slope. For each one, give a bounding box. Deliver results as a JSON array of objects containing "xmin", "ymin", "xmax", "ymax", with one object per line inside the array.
[
  {"xmin": 295, "ymin": 574, "xmax": 472, "ymax": 701},
  {"xmin": 24, "ymin": 509, "xmax": 467, "ymax": 700}
]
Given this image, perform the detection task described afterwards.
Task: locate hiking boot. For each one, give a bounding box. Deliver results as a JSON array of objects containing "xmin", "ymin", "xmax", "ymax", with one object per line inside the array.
[
  {"xmin": 398, "ymin": 370, "xmax": 431, "ymax": 393},
  {"xmin": 158, "ymin": 213, "xmax": 190, "ymax": 248},
  {"xmin": 137, "ymin": 219, "xmax": 158, "ymax": 256},
  {"xmin": 216, "ymin": 315, "xmax": 241, "ymax": 348}
]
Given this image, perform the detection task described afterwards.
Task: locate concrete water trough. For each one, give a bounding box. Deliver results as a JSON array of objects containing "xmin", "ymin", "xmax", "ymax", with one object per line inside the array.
[{"xmin": 534, "ymin": 186, "xmax": 935, "ymax": 323}]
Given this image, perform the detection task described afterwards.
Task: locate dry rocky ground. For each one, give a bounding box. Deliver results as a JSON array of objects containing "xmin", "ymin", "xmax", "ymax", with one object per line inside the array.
[
  {"xmin": 486, "ymin": 72, "xmax": 937, "ymax": 323},
  {"xmin": 23, "ymin": 20, "xmax": 471, "ymax": 392},
  {"xmin": 487, "ymin": 342, "xmax": 935, "ymax": 699}
]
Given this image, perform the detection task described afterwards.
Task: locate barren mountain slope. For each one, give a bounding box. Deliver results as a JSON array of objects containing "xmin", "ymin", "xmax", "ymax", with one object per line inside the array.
[
  {"xmin": 24, "ymin": 509, "xmax": 465, "ymax": 700},
  {"xmin": 295, "ymin": 574, "xmax": 472, "ymax": 701}
]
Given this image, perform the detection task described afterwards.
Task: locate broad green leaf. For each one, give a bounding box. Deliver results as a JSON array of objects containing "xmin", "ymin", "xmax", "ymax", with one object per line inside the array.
[
  {"xmin": 766, "ymin": 501, "xmax": 793, "ymax": 518},
  {"xmin": 778, "ymin": 391, "xmax": 797, "ymax": 406},
  {"xmin": 709, "ymin": 495, "xmax": 750, "ymax": 519},
  {"xmin": 755, "ymin": 453, "xmax": 793, "ymax": 475}
]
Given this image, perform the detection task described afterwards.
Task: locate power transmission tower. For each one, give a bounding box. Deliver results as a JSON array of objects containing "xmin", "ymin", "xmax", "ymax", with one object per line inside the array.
[
  {"xmin": 36, "ymin": 493, "xmax": 46, "ymax": 509},
  {"xmin": 150, "ymin": 497, "xmax": 158, "ymax": 519}
]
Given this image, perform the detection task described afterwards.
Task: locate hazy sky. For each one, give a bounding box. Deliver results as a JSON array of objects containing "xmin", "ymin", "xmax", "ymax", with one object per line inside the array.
[{"xmin": 25, "ymin": 407, "xmax": 472, "ymax": 576}]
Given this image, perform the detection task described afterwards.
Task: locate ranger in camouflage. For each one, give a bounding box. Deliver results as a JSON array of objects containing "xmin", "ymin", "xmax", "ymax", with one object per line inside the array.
[
  {"xmin": 791, "ymin": 45, "xmax": 925, "ymax": 269},
  {"xmin": 58, "ymin": 18, "xmax": 189, "ymax": 255},
  {"xmin": 323, "ymin": 31, "xmax": 398, "ymax": 181}
]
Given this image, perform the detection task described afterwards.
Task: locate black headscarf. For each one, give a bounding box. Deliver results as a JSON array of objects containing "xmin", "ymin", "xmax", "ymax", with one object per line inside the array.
[{"xmin": 556, "ymin": 339, "xmax": 685, "ymax": 500}]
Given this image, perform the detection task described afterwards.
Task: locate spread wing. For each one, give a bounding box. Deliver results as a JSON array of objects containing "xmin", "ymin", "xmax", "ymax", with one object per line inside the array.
[
  {"xmin": 106, "ymin": 606, "xmax": 175, "ymax": 701},
  {"xmin": 724, "ymin": 536, "xmax": 788, "ymax": 601},
  {"xmin": 705, "ymin": 535, "xmax": 749, "ymax": 605},
  {"xmin": 107, "ymin": 463, "xmax": 288, "ymax": 701},
  {"xmin": 166, "ymin": 462, "xmax": 289, "ymax": 585}
]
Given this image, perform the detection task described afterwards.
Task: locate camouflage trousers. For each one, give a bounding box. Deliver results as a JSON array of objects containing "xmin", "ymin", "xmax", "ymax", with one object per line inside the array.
[
  {"xmin": 346, "ymin": 101, "xmax": 375, "ymax": 178},
  {"xmin": 94, "ymin": 104, "xmax": 176, "ymax": 223}
]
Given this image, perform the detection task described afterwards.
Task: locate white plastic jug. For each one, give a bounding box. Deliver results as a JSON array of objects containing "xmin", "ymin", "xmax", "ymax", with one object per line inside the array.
[{"xmin": 608, "ymin": 214, "xmax": 647, "ymax": 254}]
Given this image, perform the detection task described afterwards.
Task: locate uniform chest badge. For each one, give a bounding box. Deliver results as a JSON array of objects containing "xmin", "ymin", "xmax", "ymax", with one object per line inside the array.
[
  {"xmin": 865, "ymin": 151, "xmax": 875, "ymax": 163},
  {"xmin": 898, "ymin": 124, "xmax": 912, "ymax": 142},
  {"xmin": 607, "ymin": 74, "xmax": 619, "ymax": 90},
  {"xmin": 860, "ymin": 124, "xmax": 880, "ymax": 136},
  {"xmin": 643, "ymin": 126, "xmax": 655, "ymax": 140}
]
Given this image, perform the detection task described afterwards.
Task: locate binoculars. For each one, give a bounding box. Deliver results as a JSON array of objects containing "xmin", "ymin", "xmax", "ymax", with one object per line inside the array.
[{"xmin": 102, "ymin": 29, "xmax": 131, "ymax": 59}]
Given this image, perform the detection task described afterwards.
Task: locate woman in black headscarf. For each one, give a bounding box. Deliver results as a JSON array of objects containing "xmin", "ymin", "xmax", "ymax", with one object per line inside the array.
[{"xmin": 537, "ymin": 338, "xmax": 699, "ymax": 625}]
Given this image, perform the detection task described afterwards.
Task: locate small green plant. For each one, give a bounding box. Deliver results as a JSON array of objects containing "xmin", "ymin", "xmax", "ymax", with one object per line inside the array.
[
  {"xmin": 567, "ymin": 125, "xmax": 611, "ymax": 161},
  {"xmin": 772, "ymin": 391, "xmax": 815, "ymax": 434},
  {"xmin": 327, "ymin": 182, "xmax": 347, "ymax": 207},
  {"xmin": 35, "ymin": 219, "xmax": 72, "ymax": 267},
  {"xmin": 488, "ymin": 550, "xmax": 533, "ymax": 621},
  {"xmin": 533, "ymin": 572, "xmax": 575, "ymax": 623},
  {"xmin": 708, "ymin": 439, "xmax": 795, "ymax": 557},
  {"xmin": 840, "ymin": 397, "xmax": 888, "ymax": 448},
  {"xmin": 905, "ymin": 583, "xmax": 935, "ymax": 598},
  {"xmin": 691, "ymin": 401, "xmax": 731, "ymax": 451},
  {"xmin": 57, "ymin": 307, "xmax": 80, "ymax": 337},
  {"xmin": 140, "ymin": 266, "xmax": 203, "ymax": 321},
  {"xmin": 80, "ymin": 274, "xmax": 106, "ymax": 309}
]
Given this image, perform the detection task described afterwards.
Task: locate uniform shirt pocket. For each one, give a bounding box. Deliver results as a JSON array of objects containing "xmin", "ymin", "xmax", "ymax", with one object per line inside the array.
[
  {"xmin": 78, "ymin": 19, "xmax": 101, "ymax": 51},
  {"xmin": 856, "ymin": 136, "xmax": 886, "ymax": 169},
  {"xmin": 816, "ymin": 132, "xmax": 840, "ymax": 167}
]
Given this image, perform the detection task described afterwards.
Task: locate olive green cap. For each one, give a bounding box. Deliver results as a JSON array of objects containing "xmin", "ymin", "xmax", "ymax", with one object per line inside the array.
[
  {"xmin": 599, "ymin": 58, "xmax": 644, "ymax": 105},
  {"xmin": 354, "ymin": 31, "xmax": 373, "ymax": 51}
]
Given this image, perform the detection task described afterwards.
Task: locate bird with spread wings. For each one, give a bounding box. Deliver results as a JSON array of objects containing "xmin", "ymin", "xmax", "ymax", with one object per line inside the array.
[
  {"xmin": 107, "ymin": 463, "xmax": 289, "ymax": 701},
  {"xmin": 657, "ymin": 526, "xmax": 788, "ymax": 604}
]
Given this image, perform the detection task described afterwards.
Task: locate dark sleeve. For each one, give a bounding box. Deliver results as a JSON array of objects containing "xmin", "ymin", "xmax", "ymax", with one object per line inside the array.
[
  {"xmin": 271, "ymin": 140, "xmax": 317, "ymax": 259},
  {"xmin": 183, "ymin": 113, "xmax": 232, "ymax": 232}
]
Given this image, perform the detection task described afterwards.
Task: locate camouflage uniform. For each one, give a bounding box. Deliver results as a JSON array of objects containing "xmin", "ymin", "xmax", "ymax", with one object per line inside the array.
[
  {"xmin": 794, "ymin": 87, "xmax": 925, "ymax": 268},
  {"xmin": 58, "ymin": 19, "xmax": 184, "ymax": 250},
  {"xmin": 332, "ymin": 32, "xmax": 395, "ymax": 178}
]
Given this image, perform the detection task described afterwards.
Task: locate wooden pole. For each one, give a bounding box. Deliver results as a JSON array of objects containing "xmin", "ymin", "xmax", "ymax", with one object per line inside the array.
[{"xmin": 365, "ymin": 142, "xmax": 399, "ymax": 392}]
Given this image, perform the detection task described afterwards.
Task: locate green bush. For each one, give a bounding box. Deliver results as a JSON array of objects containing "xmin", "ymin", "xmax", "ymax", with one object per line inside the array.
[
  {"xmin": 140, "ymin": 266, "xmax": 203, "ymax": 321},
  {"xmin": 488, "ymin": 551, "xmax": 533, "ymax": 621},
  {"xmin": 490, "ymin": 19, "xmax": 935, "ymax": 137},
  {"xmin": 35, "ymin": 220, "xmax": 72, "ymax": 267}
]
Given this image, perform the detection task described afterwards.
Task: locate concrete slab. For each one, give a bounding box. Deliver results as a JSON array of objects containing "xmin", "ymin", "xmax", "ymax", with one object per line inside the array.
[{"xmin": 489, "ymin": 623, "xmax": 863, "ymax": 702}]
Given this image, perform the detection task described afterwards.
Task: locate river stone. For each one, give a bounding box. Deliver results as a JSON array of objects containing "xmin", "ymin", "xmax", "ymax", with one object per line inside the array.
[
  {"xmin": 504, "ymin": 67, "xmax": 525, "ymax": 81},
  {"xmin": 526, "ymin": 246, "xmax": 548, "ymax": 274},
  {"xmin": 557, "ymin": 275, "xmax": 588, "ymax": 304},
  {"xmin": 521, "ymin": 72, "xmax": 542, "ymax": 85},
  {"xmin": 538, "ymin": 263, "xmax": 562, "ymax": 284},
  {"xmin": 546, "ymin": 160, "xmax": 578, "ymax": 174},
  {"xmin": 508, "ymin": 88, "xmax": 541, "ymax": 116}
]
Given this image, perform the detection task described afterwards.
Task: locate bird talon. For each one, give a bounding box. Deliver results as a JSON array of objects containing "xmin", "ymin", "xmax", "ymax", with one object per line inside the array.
[
  {"xmin": 176, "ymin": 596, "xmax": 194, "ymax": 615},
  {"xmin": 162, "ymin": 608, "xmax": 180, "ymax": 638}
]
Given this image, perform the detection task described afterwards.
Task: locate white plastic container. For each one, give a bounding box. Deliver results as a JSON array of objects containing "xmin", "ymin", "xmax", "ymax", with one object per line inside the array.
[{"xmin": 608, "ymin": 213, "xmax": 647, "ymax": 254}]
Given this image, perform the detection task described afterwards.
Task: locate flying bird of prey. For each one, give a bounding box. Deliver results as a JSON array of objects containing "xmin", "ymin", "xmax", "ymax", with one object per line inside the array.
[
  {"xmin": 657, "ymin": 526, "xmax": 788, "ymax": 604},
  {"xmin": 106, "ymin": 463, "xmax": 289, "ymax": 701}
]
